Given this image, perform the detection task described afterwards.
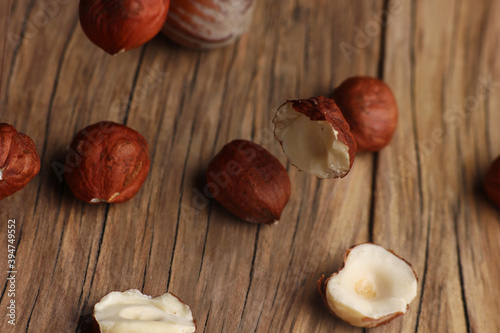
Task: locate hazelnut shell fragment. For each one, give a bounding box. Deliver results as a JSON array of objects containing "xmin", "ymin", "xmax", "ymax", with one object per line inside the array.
[
  {"xmin": 0, "ymin": 123, "xmax": 41, "ymax": 200},
  {"xmin": 64, "ymin": 121, "xmax": 150, "ymax": 203},
  {"xmin": 79, "ymin": 0, "xmax": 170, "ymax": 55},
  {"xmin": 273, "ymin": 96, "xmax": 357, "ymax": 178},
  {"xmin": 333, "ymin": 76, "xmax": 398, "ymax": 152},
  {"xmin": 206, "ymin": 140, "xmax": 291, "ymax": 224}
]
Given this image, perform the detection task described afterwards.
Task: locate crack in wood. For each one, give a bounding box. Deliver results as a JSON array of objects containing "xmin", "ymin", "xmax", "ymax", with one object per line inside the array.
[
  {"xmin": 168, "ymin": 54, "xmax": 201, "ymax": 154},
  {"xmin": 141, "ymin": 205, "xmax": 155, "ymax": 292},
  {"xmin": 74, "ymin": 204, "xmax": 110, "ymax": 332},
  {"xmin": 122, "ymin": 46, "xmax": 148, "ymax": 126},
  {"xmin": 166, "ymin": 75, "xmax": 203, "ymax": 291},
  {"xmin": 0, "ymin": 0, "xmax": 14, "ymax": 103},
  {"xmin": 406, "ymin": 1, "xmax": 431, "ymax": 332},
  {"xmin": 24, "ymin": 286, "xmax": 40, "ymax": 332},
  {"xmin": 368, "ymin": 0, "xmax": 390, "ymax": 244},
  {"xmin": 197, "ymin": 205, "xmax": 212, "ymax": 280},
  {"xmin": 3, "ymin": 0, "xmax": 36, "ymax": 107},
  {"xmin": 238, "ymin": 226, "xmax": 261, "ymax": 330}
]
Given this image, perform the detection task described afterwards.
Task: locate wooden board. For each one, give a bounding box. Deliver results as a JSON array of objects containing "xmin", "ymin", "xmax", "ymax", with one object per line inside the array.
[{"xmin": 1, "ymin": 0, "xmax": 499, "ymax": 332}]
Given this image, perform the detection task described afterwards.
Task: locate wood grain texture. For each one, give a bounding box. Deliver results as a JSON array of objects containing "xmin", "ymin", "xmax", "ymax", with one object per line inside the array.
[{"xmin": 0, "ymin": 0, "xmax": 499, "ymax": 332}]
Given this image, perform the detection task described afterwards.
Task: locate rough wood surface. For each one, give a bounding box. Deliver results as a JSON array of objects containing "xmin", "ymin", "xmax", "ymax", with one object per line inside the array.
[{"xmin": 1, "ymin": 0, "xmax": 499, "ymax": 332}]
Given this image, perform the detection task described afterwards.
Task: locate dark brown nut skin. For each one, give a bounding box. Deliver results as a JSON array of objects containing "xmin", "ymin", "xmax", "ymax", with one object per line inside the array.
[
  {"xmin": 64, "ymin": 121, "xmax": 150, "ymax": 203},
  {"xmin": 79, "ymin": 0, "xmax": 170, "ymax": 55},
  {"xmin": 0, "ymin": 124, "xmax": 41, "ymax": 200},
  {"xmin": 162, "ymin": 0, "xmax": 254, "ymax": 49},
  {"xmin": 484, "ymin": 155, "xmax": 500, "ymax": 207},
  {"xmin": 333, "ymin": 77, "xmax": 398, "ymax": 152},
  {"xmin": 206, "ymin": 140, "xmax": 291, "ymax": 224}
]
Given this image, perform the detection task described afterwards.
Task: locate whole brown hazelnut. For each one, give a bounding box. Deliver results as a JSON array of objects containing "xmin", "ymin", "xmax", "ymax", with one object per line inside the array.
[
  {"xmin": 0, "ymin": 123, "xmax": 41, "ymax": 200},
  {"xmin": 64, "ymin": 121, "xmax": 150, "ymax": 203},
  {"xmin": 484, "ymin": 155, "xmax": 500, "ymax": 207},
  {"xmin": 333, "ymin": 77, "xmax": 398, "ymax": 152},
  {"xmin": 79, "ymin": 0, "xmax": 170, "ymax": 55},
  {"xmin": 206, "ymin": 140, "xmax": 291, "ymax": 224},
  {"xmin": 162, "ymin": 0, "xmax": 255, "ymax": 49}
]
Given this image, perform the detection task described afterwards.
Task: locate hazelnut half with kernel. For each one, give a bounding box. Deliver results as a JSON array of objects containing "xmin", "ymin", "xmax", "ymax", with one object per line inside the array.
[
  {"xmin": 273, "ymin": 96, "xmax": 356, "ymax": 179},
  {"xmin": 333, "ymin": 76, "xmax": 398, "ymax": 152},
  {"xmin": 206, "ymin": 140, "xmax": 291, "ymax": 224},
  {"xmin": 0, "ymin": 123, "xmax": 41, "ymax": 200},
  {"xmin": 94, "ymin": 289, "xmax": 196, "ymax": 332},
  {"xmin": 79, "ymin": 0, "xmax": 170, "ymax": 55},
  {"xmin": 64, "ymin": 121, "xmax": 150, "ymax": 203},
  {"xmin": 318, "ymin": 243, "xmax": 418, "ymax": 328}
]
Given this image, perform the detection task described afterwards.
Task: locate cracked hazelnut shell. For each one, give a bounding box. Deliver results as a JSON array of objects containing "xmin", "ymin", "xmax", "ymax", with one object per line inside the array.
[
  {"xmin": 0, "ymin": 123, "xmax": 41, "ymax": 200},
  {"xmin": 79, "ymin": 0, "xmax": 170, "ymax": 55},
  {"xmin": 333, "ymin": 77, "xmax": 398, "ymax": 152},
  {"xmin": 64, "ymin": 121, "xmax": 150, "ymax": 203},
  {"xmin": 273, "ymin": 96, "xmax": 357, "ymax": 178},
  {"xmin": 206, "ymin": 140, "xmax": 291, "ymax": 224},
  {"xmin": 162, "ymin": 0, "xmax": 255, "ymax": 49}
]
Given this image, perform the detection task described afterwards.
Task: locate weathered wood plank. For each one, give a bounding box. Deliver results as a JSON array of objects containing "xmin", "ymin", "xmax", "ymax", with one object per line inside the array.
[
  {"xmin": 450, "ymin": 0, "xmax": 500, "ymax": 332},
  {"xmin": 373, "ymin": 0, "xmax": 467, "ymax": 332},
  {"xmin": 0, "ymin": 0, "xmax": 499, "ymax": 332},
  {"xmin": 375, "ymin": 0, "xmax": 500, "ymax": 332}
]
